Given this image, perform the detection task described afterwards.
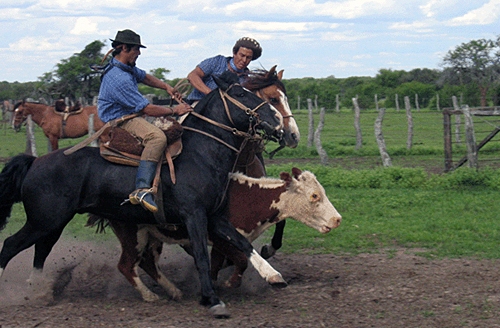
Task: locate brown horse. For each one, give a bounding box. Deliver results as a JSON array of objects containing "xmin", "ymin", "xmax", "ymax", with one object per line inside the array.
[{"xmin": 13, "ymin": 100, "xmax": 104, "ymax": 151}]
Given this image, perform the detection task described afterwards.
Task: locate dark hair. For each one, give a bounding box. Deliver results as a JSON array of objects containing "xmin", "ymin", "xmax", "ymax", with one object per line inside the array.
[{"xmin": 233, "ymin": 37, "xmax": 262, "ymax": 60}]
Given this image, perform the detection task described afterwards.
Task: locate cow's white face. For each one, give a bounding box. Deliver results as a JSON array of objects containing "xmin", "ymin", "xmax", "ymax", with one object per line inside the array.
[{"xmin": 273, "ymin": 171, "xmax": 342, "ymax": 233}]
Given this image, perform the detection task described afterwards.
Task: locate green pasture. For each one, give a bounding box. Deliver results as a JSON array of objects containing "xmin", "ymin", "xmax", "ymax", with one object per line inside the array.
[{"xmin": 1, "ymin": 109, "xmax": 500, "ymax": 259}]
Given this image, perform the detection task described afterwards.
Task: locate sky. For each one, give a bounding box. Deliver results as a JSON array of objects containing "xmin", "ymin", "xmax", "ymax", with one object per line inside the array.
[{"xmin": 1, "ymin": 0, "xmax": 499, "ymax": 83}]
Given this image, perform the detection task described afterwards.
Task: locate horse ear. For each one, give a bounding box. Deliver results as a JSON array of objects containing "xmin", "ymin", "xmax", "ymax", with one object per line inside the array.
[
  {"xmin": 277, "ymin": 69, "xmax": 284, "ymax": 80},
  {"xmin": 291, "ymin": 167, "xmax": 302, "ymax": 179},
  {"xmin": 268, "ymin": 65, "xmax": 277, "ymax": 78},
  {"xmin": 280, "ymin": 172, "xmax": 292, "ymax": 187},
  {"xmin": 214, "ymin": 71, "xmax": 239, "ymax": 91}
]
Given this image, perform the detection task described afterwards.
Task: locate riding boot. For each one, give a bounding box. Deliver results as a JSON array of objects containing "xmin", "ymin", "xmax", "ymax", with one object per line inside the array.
[{"xmin": 129, "ymin": 160, "xmax": 158, "ymax": 213}]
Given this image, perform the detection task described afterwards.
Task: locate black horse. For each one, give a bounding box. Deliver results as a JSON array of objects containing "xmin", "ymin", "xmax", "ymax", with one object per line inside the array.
[{"xmin": 0, "ymin": 72, "xmax": 284, "ymax": 318}]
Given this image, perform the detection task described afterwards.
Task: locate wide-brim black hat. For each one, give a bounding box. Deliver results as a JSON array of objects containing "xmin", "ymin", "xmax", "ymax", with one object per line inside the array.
[{"xmin": 110, "ymin": 29, "xmax": 146, "ymax": 48}]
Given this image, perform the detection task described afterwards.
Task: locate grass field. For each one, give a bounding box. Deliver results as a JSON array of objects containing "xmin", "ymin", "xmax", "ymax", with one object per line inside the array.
[{"xmin": 1, "ymin": 109, "xmax": 500, "ymax": 259}]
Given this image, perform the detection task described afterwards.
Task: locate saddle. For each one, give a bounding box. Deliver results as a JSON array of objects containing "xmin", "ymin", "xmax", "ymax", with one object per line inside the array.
[
  {"xmin": 53, "ymin": 100, "xmax": 83, "ymax": 121},
  {"xmin": 99, "ymin": 117, "xmax": 184, "ymax": 184}
]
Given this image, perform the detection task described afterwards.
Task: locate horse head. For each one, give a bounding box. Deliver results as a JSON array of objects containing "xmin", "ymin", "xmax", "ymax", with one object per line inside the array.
[
  {"xmin": 210, "ymin": 71, "xmax": 283, "ymax": 141},
  {"xmin": 12, "ymin": 101, "xmax": 26, "ymax": 132}
]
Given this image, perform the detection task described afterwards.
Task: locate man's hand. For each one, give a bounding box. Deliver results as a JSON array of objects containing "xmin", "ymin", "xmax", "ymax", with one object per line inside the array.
[{"xmin": 172, "ymin": 103, "xmax": 192, "ymax": 116}]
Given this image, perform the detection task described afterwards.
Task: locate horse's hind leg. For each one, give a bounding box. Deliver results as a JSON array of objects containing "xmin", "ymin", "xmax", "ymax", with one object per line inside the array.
[
  {"xmin": 210, "ymin": 244, "xmax": 247, "ymax": 288},
  {"xmin": 139, "ymin": 237, "xmax": 182, "ymax": 301},
  {"xmin": 29, "ymin": 227, "xmax": 65, "ymax": 283},
  {"xmin": 0, "ymin": 224, "xmax": 44, "ymax": 274}
]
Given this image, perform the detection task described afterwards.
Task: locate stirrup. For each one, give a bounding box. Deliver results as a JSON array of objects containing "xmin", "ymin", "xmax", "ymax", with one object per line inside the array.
[{"xmin": 129, "ymin": 188, "xmax": 158, "ymax": 213}]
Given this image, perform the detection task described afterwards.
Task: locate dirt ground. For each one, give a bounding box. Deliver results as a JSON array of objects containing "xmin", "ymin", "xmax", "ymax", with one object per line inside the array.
[{"xmin": 1, "ymin": 238, "xmax": 500, "ymax": 328}]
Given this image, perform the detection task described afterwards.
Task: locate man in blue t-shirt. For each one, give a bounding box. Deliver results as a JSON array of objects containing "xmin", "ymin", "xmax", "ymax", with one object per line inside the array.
[
  {"xmin": 98, "ymin": 29, "xmax": 191, "ymax": 215},
  {"xmin": 186, "ymin": 37, "xmax": 262, "ymax": 103}
]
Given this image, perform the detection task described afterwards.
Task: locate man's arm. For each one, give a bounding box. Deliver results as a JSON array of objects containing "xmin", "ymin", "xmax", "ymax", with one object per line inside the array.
[
  {"xmin": 142, "ymin": 74, "xmax": 179, "ymax": 99},
  {"xmin": 187, "ymin": 66, "xmax": 212, "ymax": 96}
]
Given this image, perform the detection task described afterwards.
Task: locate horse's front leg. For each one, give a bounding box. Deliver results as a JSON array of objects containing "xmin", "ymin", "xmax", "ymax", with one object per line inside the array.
[
  {"xmin": 209, "ymin": 219, "xmax": 287, "ymax": 288},
  {"xmin": 210, "ymin": 244, "xmax": 247, "ymax": 288},
  {"xmin": 184, "ymin": 214, "xmax": 230, "ymax": 318}
]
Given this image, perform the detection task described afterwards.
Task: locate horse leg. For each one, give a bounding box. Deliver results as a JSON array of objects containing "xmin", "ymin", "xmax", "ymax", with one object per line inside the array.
[
  {"xmin": 261, "ymin": 220, "xmax": 286, "ymax": 259},
  {"xmin": 28, "ymin": 227, "xmax": 65, "ymax": 283},
  {"xmin": 211, "ymin": 243, "xmax": 247, "ymax": 289},
  {"xmin": 109, "ymin": 221, "xmax": 162, "ymax": 302},
  {"xmin": 209, "ymin": 218, "xmax": 287, "ymax": 288},
  {"xmin": 0, "ymin": 224, "xmax": 50, "ymax": 279},
  {"xmin": 183, "ymin": 214, "xmax": 229, "ymax": 318},
  {"xmin": 138, "ymin": 237, "xmax": 182, "ymax": 301}
]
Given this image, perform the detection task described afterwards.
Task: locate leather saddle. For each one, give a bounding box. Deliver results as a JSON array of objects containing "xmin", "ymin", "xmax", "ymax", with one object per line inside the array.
[{"xmin": 99, "ymin": 117, "xmax": 184, "ymax": 184}]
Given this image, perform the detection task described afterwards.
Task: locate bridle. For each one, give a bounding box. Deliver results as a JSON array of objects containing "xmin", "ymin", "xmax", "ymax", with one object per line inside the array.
[{"xmin": 182, "ymin": 84, "xmax": 270, "ymax": 153}]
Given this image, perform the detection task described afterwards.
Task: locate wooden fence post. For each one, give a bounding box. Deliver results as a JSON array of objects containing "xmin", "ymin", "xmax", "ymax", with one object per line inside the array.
[
  {"xmin": 25, "ymin": 115, "xmax": 38, "ymax": 157},
  {"xmin": 404, "ymin": 96, "xmax": 413, "ymax": 150},
  {"xmin": 314, "ymin": 95, "xmax": 318, "ymax": 112},
  {"xmin": 352, "ymin": 96, "xmax": 362, "ymax": 150},
  {"xmin": 335, "ymin": 94, "xmax": 340, "ymax": 112},
  {"xmin": 307, "ymin": 98, "xmax": 314, "ymax": 147},
  {"xmin": 443, "ymin": 108, "xmax": 453, "ymax": 172},
  {"xmin": 436, "ymin": 93, "xmax": 440, "ymax": 111},
  {"xmin": 375, "ymin": 94, "xmax": 379, "ymax": 111},
  {"xmin": 297, "ymin": 95, "xmax": 300, "ymax": 111},
  {"xmin": 395, "ymin": 94, "xmax": 400, "ymax": 111},
  {"xmin": 462, "ymin": 105, "xmax": 478, "ymax": 169},
  {"xmin": 314, "ymin": 107, "xmax": 328, "ymax": 165},
  {"xmin": 415, "ymin": 94, "xmax": 420, "ymax": 111},
  {"xmin": 374, "ymin": 107, "xmax": 392, "ymax": 167},
  {"xmin": 452, "ymin": 96, "xmax": 461, "ymax": 143},
  {"xmin": 89, "ymin": 114, "xmax": 98, "ymax": 147}
]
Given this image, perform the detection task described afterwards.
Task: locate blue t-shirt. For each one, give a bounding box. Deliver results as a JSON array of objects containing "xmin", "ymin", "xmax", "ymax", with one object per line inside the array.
[
  {"xmin": 97, "ymin": 58, "xmax": 149, "ymax": 123},
  {"xmin": 187, "ymin": 55, "xmax": 232, "ymax": 101}
]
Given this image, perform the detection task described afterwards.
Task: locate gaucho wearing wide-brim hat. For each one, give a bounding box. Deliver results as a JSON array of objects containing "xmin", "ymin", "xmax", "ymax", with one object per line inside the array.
[
  {"xmin": 110, "ymin": 29, "xmax": 146, "ymax": 48},
  {"xmin": 233, "ymin": 37, "xmax": 262, "ymax": 60}
]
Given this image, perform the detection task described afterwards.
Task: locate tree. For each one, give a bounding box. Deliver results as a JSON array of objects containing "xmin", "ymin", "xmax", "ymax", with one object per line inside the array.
[
  {"xmin": 442, "ymin": 38, "xmax": 500, "ymax": 107},
  {"xmin": 39, "ymin": 40, "xmax": 106, "ymax": 102}
]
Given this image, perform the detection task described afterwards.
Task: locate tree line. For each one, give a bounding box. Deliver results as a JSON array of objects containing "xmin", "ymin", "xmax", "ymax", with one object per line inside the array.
[{"xmin": 1, "ymin": 36, "xmax": 500, "ymax": 110}]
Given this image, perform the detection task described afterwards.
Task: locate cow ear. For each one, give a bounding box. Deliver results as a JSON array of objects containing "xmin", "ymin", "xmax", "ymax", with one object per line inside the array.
[
  {"xmin": 280, "ymin": 172, "xmax": 292, "ymax": 187},
  {"xmin": 291, "ymin": 167, "xmax": 302, "ymax": 179}
]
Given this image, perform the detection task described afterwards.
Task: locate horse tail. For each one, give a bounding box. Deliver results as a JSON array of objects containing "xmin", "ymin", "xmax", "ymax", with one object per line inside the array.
[{"xmin": 0, "ymin": 154, "xmax": 36, "ymax": 231}]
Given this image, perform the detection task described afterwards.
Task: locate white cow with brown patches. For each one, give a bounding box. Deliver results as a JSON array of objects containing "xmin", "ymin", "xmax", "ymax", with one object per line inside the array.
[{"xmin": 89, "ymin": 167, "xmax": 341, "ymax": 301}]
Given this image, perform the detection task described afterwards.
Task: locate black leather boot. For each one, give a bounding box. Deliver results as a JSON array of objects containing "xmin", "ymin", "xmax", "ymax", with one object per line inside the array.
[{"xmin": 129, "ymin": 160, "xmax": 158, "ymax": 213}]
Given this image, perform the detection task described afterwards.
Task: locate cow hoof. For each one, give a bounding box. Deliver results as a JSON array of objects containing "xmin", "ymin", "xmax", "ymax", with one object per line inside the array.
[
  {"xmin": 170, "ymin": 289, "xmax": 183, "ymax": 301},
  {"xmin": 268, "ymin": 274, "xmax": 288, "ymax": 288},
  {"xmin": 209, "ymin": 302, "xmax": 230, "ymax": 319},
  {"xmin": 260, "ymin": 245, "xmax": 276, "ymax": 259},
  {"xmin": 143, "ymin": 292, "xmax": 161, "ymax": 302}
]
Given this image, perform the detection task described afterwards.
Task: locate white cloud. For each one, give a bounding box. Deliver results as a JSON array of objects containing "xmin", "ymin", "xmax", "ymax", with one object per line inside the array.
[
  {"xmin": 447, "ymin": 0, "xmax": 500, "ymax": 25},
  {"xmin": 70, "ymin": 17, "xmax": 99, "ymax": 35},
  {"xmin": 9, "ymin": 37, "xmax": 58, "ymax": 51}
]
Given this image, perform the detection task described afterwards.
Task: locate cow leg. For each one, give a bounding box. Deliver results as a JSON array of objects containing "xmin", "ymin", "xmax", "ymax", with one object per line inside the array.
[
  {"xmin": 138, "ymin": 237, "xmax": 182, "ymax": 300},
  {"xmin": 261, "ymin": 220, "xmax": 286, "ymax": 259},
  {"xmin": 109, "ymin": 222, "xmax": 161, "ymax": 302},
  {"xmin": 209, "ymin": 219, "xmax": 286, "ymax": 287}
]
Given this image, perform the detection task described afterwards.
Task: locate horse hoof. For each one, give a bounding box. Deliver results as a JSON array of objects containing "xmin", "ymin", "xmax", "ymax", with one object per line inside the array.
[
  {"xmin": 268, "ymin": 274, "xmax": 288, "ymax": 288},
  {"xmin": 209, "ymin": 302, "xmax": 230, "ymax": 319}
]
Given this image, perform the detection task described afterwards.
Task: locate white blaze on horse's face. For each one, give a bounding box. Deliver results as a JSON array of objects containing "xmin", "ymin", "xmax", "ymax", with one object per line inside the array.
[{"xmin": 277, "ymin": 89, "xmax": 300, "ymax": 147}]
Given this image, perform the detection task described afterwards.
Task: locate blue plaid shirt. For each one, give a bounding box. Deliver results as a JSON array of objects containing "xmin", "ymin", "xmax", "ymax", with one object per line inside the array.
[
  {"xmin": 187, "ymin": 55, "xmax": 239, "ymax": 101},
  {"xmin": 97, "ymin": 58, "xmax": 149, "ymax": 123}
]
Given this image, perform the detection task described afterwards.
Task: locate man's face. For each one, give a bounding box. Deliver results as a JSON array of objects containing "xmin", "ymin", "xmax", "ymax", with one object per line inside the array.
[
  {"xmin": 233, "ymin": 47, "xmax": 254, "ymax": 70},
  {"xmin": 125, "ymin": 45, "xmax": 141, "ymax": 67}
]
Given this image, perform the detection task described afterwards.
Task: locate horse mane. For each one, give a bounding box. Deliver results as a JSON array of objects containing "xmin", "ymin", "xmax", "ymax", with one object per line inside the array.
[{"xmin": 241, "ymin": 69, "xmax": 287, "ymax": 94}]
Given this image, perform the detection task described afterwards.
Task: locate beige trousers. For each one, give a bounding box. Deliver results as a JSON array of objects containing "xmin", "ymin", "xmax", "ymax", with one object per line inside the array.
[{"xmin": 120, "ymin": 117, "xmax": 166, "ymax": 162}]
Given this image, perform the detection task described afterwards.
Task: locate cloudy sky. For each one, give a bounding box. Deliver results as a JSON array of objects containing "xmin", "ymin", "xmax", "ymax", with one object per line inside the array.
[{"xmin": 1, "ymin": 0, "xmax": 499, "ymax": 83}]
